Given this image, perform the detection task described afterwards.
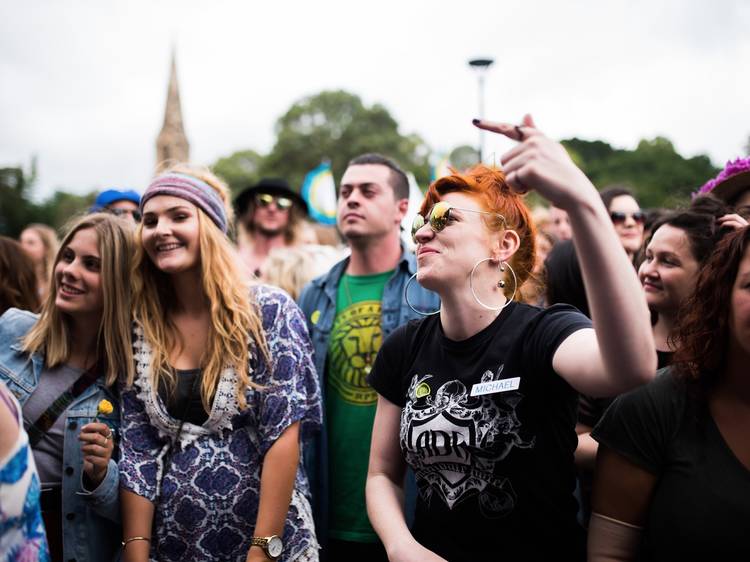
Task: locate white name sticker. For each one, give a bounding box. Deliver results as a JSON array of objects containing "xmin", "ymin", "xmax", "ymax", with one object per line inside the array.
[{"xmin": 470, "ymin": 377, "xmax": 521, "ymax": 397}]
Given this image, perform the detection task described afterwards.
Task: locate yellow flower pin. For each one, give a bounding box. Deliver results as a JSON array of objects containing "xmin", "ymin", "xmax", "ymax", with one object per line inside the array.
[{"xmin": 97, "ymin": 399, "xmax": 114, "ymax": 416}]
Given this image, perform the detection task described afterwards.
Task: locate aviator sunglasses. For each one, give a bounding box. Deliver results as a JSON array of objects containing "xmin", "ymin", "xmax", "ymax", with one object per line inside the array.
[
  {"xmin": 256, "ymin": 193, "xmax": 293, "ymax": 210},
  {"xmin": 411, "ymin": 200, "xmax": 506, "ymax": 243},
  {"xmin": 610, "ymin": 210, "xmax": 645, "ymax": 225}
]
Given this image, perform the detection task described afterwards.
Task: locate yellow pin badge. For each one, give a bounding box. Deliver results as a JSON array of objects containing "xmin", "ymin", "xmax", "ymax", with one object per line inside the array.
[{"xmin": 415, "ymin": 382, "xmax": 431, "ymax": 398}]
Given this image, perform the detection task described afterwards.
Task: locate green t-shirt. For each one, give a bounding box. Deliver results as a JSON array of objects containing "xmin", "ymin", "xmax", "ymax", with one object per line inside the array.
[{"xmin": 326, "ymin": 270, "xmax": 393, "ymax": 542}]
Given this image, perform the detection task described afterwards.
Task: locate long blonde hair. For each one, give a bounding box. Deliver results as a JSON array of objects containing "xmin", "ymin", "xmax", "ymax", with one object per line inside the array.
[
  {"xmin": 131, "ymin": 164, "xmax": 270, "ymax": 411},
  {"xmin": 23, "ymin": 214, "xmax": 135, "ymax": 386}
]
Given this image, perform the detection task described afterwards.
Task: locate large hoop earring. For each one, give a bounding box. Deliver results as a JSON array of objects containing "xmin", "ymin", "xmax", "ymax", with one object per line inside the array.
[
  {"xmin": 404, "ymin": 273, "xmax": 441, "ymax": 316},
  {"xmin": 469, "ymin": 258, "xmax": 517, "ymax": 311}
]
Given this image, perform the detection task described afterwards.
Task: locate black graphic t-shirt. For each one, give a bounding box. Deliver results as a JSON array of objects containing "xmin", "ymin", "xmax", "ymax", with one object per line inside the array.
[{"xmin": 368, "ymin": 302, "xmax": 591, "ymax": 561}]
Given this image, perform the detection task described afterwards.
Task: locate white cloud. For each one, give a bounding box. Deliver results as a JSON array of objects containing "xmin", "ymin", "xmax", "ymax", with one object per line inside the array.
[{"xmin": 1, "ymin": 0, "xmax": 748, "ymax": 199}]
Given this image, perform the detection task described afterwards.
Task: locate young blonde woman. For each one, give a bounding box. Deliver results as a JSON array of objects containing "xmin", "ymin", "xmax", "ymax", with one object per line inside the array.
[
  {"xmin": 119, "ymin": 166, "xmax": 321, "ymax": 562},
  {"xmin": 20, "ymin": 223, "xmax": 60, "ymax": 303},
  {"xmin": 0, "ymin": 213, "xmax": 133, "ymax": 562}
]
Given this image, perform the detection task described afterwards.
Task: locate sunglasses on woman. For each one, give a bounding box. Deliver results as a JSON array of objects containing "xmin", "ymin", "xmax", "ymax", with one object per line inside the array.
[
  {"xmin": 411, "ymin": 200, "xmax": 505, "ymax": 243},
  {"xmin": 256, "ymin": 193, "xmax": 293, "ymax": 210},
  {"xmin": 610, "ymin": 211, "xmax": 645, "ymax": 225},
  {"xmin": 109, "ymin": 208, "xmax": 142, "ymax": 222}
]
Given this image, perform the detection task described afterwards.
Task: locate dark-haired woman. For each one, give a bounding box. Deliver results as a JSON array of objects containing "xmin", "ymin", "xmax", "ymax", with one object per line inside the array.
[
  {"xmin": 365, "ymin": 116, "xmax": 656, "ymax": 561},
  {"xmin": 589, "ymin": 227, "xmax": 750, "ymax": 561},
  {"xmin": 599, "ymin": 186, "xmax": 644, "ymax": 264},
  {"xmin": 639, "ymin": 196, "xmax": 746, "ymax": 365},
  {"xmin": 572, "ymin": 197, "xmax": 746, "ymax": 523}
]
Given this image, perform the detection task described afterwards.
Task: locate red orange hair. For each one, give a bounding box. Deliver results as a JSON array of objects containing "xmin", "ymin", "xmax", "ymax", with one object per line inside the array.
[{"xmin": 421, "ymin": 165, "xmax": 537, "ymax": 290}]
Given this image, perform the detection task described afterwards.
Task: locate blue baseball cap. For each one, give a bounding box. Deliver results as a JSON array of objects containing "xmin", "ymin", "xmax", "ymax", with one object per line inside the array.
[{"xmin": 90, "ymin": 189, "xmax": 141, "ymax": 212}]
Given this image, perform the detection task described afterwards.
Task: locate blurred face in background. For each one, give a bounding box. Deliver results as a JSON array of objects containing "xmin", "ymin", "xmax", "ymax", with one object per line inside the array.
[
  {"xmin": 107, "ymin": 200, "xmax": 141, "ymax": 225},
  {"xmin": 20, "ymin": 228, "xmax": 45, "ymax": 265},
  {"xmin": 609, "ymin": 195, "xmax": 645, "ymax": 257},
  {"xmin": 250, "ymin": 194, "xmax": 292, "ymax": 237},
  {"xmin": 549, "ymin": 207, "xmax": 572, "ymax": 241}
]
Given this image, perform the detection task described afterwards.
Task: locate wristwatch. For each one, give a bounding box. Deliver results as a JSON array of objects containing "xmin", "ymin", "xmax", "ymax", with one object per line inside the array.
[{"xmin": 250, "ymin": 535, "xmax": 283, "ymax": 560}]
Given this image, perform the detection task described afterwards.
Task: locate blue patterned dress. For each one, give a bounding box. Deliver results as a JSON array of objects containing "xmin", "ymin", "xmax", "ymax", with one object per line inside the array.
[
  {"xmin": 0, "ymin": 382, "xmax": 49, "ymax": 562},
  {"xmin": 119, "ymin": 286, "xmax": 322, "ymax": 561}
]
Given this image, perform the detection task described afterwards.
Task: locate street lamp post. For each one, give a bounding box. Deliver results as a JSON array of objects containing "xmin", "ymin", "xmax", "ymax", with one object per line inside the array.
[{"xmin": 468, "ymin": 57, "xmax": 494, "ymax": 163}]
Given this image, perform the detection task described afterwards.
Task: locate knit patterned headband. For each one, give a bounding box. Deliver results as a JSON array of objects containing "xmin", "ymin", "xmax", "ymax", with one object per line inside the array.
[{"xmin": 141, "ymin": 173, "xmax": 228, "ymax": 233}]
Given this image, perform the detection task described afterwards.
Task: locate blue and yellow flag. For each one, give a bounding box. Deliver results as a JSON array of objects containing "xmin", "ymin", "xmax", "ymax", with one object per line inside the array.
[{"xmin": 301, "ymin": 162, "xmax": 337, "ymax": 225}]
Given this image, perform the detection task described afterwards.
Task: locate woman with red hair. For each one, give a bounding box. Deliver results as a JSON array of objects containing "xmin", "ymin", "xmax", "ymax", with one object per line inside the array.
[{"xmin": 364, "ymin": 116, "xmax": 657, "ymax": 561}]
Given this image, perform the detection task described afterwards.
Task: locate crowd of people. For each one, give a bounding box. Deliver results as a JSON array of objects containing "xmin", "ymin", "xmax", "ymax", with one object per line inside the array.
[{"xmin": 1, "ymin": 116, "xmax": 749, "ymax": 562}]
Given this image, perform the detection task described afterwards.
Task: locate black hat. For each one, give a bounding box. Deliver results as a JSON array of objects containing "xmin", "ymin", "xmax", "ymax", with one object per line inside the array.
[{"xmin": 234, "ymin": 178, "xmax": 309, "ymax": 216}]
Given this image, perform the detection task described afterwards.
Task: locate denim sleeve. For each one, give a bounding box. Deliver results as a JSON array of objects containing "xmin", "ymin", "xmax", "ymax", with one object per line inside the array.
[
  {"xmin": 118, "ymin": 388, "xmax": 166, "ymax": 502},
  {"xmin": 76, "ymin": 458, "xmax": 120, "ymax": 523}
]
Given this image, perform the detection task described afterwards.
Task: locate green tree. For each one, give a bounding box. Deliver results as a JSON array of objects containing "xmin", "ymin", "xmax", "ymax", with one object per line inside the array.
[
  {"xmin": 0, "ymin": 163, "xmax": 43, "ymax": 237},
  {"xmin": 38, "ymin": 190, "xmax": 97, "ymax": 230},
  {"xmin": 212, "ymin": 149, "xmax": 264, "ymax": 195},
  {"xmin": 561, "ymin": 137, "xmax": 718, "ymax": 209},
  {"xmin": 260, "ymin": 90, "xmax": 431, "ymax": 190},
  {"xmin": 448, "ymin": 145, "xmax": 479, "ymax": 172}
]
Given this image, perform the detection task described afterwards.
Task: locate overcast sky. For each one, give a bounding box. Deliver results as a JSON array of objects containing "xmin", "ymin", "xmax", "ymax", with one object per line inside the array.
[{"xmin": 1, "ymin": 0, "xmax": 748, "ymax": 200}]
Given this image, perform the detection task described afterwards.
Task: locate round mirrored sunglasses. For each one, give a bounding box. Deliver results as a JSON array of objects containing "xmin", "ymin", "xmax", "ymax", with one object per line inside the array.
[
  {"xmin": 411, "ymin": 200, "xmax": 505, "ymax": 243},
  {"xmin": 256, "ymin": 193, "xmax": 293, "ymax": 210}
]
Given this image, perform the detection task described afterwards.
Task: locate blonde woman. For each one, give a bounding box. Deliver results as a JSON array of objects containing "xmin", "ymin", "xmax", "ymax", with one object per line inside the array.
[
  {"xmin": 20, "ymin": 223, "xmax": 60, "ymax": 303},
  {"xmin": 119, "ymin": 166, "xmax": 321, "ymax": 562},
  {"xmin": 0, "ymin": 213, "xmax": 134, "ymax": 562}
]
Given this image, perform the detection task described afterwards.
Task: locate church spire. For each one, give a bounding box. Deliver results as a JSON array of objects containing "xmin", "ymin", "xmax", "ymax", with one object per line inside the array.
[{"xmin": 156, "ymin": 49, "xmax": 190, "ymax": 171}]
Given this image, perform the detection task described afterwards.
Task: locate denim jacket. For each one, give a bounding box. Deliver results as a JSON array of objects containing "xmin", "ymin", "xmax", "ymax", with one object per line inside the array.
[
  {"xmin": 297, "ymin": 246, "xmax": 439, "ymax": 551},
  {"xmin": 0, "ymin": 308, "xmax": 122, "ymax": 562}
]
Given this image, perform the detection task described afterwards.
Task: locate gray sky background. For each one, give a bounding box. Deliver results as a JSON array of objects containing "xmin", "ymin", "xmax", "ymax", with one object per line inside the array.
[{"xmin": 1, "ymin": 0, "xmax": 748, "ymax": 200}]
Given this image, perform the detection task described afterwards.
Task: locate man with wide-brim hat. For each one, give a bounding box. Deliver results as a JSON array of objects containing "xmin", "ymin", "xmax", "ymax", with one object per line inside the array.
[
  {"xmin": 234, "ymin": 177, "xmax": 310, "ymax": 277},
  {"xmin": 698, "ymin": 157, "xmax": 750, "ymax": 217}
]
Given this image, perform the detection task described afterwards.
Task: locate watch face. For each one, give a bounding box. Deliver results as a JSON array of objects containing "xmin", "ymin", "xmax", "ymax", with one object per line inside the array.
[{"xmin": 268, "ymin": 536, "xmax": 283, "ymax": 558}]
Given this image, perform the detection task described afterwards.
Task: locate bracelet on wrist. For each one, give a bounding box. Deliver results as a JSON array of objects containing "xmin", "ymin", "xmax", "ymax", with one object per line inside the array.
[{"xmin": 122, "ymin": 536, "xmax": 151, "ymax": 548}]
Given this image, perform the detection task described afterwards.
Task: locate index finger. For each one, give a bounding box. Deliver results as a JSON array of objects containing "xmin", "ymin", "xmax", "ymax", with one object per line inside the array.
[
  {"xmin": 81, "ymin": 422, "xmax": 109, "ymax": 434},
  {"xmin": 472, "ymin": 119, "xmax": 523, "ymax": 140}
]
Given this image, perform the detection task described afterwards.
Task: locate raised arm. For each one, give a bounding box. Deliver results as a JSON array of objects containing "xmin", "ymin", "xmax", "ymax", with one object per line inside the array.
[
  {"xmin": 366, "ymin": 396, "xmax": 447, "ymax": 562},
  {"xmin": 475, "ymin": 116, "xmax": 656, "ymax": 396}
]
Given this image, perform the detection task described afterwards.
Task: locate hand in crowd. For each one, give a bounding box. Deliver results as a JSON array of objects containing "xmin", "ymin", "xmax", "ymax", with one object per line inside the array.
[
  {"xmin": 474, "ymin": 114, "xmax": 597, "ymax": 209},
  {"xmin": 718, "ymin": 213, "xmax": 749, "ymax": 231},
  {"xmin": 79, "ymin": 421, "xmax": 114, "ymax": 488}
]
